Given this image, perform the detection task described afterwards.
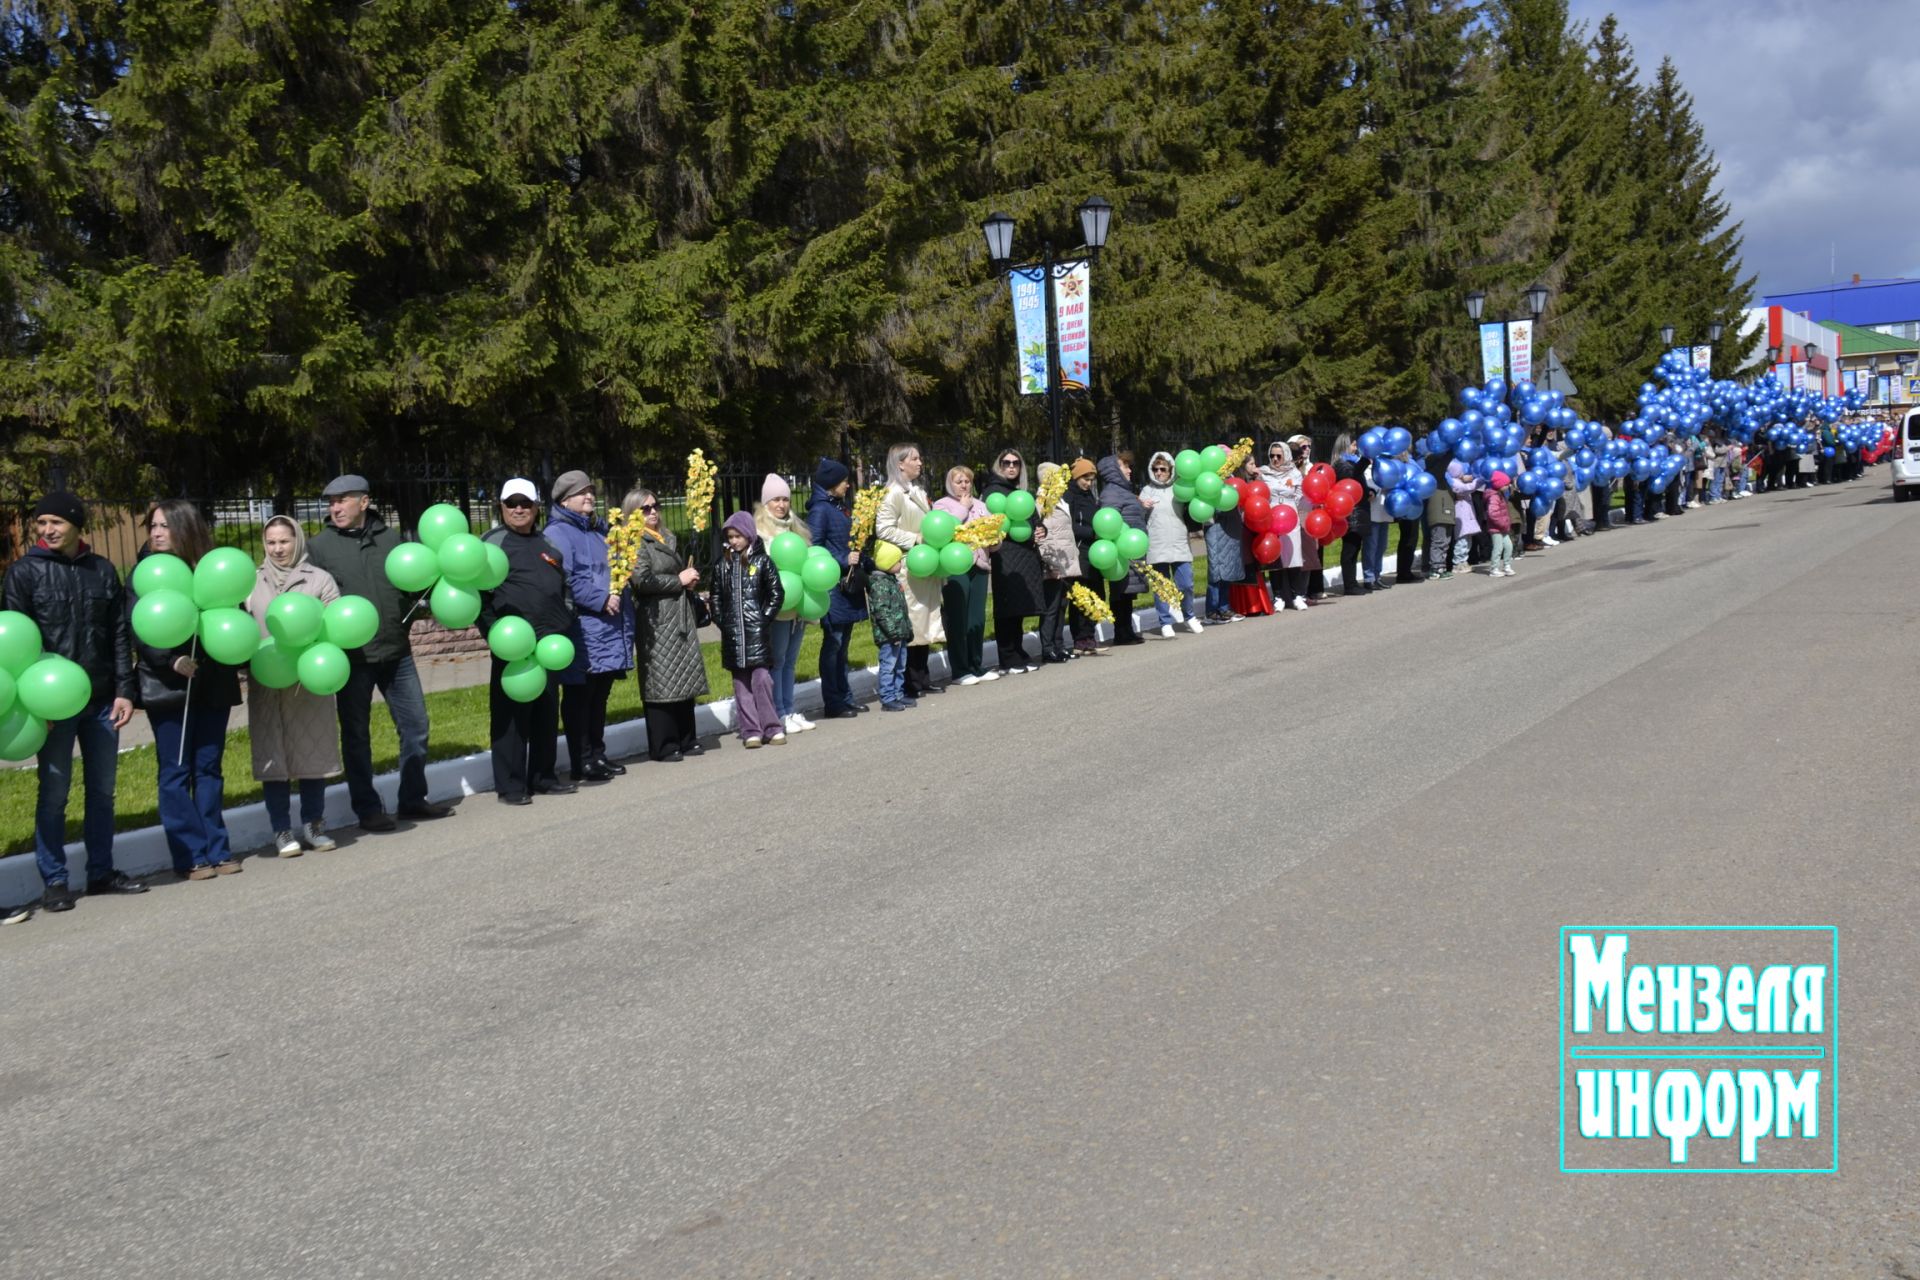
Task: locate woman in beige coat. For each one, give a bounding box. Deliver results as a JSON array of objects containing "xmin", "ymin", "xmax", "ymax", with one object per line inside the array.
[
  {"xmin": 875, "ymin": 441, "xmax": 946, "ymax": 697},
  {"xmin": 246, "ymin": 516, "xmax": 343, "ymax": 856}
]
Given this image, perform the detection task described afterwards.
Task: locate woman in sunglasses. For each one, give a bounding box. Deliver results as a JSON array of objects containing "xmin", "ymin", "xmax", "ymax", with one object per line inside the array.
[
  {"xmin": 980, "ymin": 448, "xmax": 1044, "ymax": 674},
  {"xmin": 1141, "ymin": 451, "xmax": 1202, "ymax": 635},
  {"xmin": 624, "ymin": 488, "xmax": 709, "ymax": 762}
]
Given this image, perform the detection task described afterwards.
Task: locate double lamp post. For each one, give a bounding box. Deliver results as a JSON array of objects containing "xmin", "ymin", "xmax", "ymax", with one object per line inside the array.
[
  {"xmin": 1463, "ymin": 282, "xmax": 1549, "ymax": 391},
  {"xmin": 982, "ymin": 197, "xmax": 1112, "ymax": 463}
]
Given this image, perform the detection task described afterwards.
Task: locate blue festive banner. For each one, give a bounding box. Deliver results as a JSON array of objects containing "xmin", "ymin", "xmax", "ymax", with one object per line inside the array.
[
  {"xmin": 1009, "ymin": 266, "xmax": 1048, "ymax": 396},
  {"xmin": 1479, "ymin": 323, "xmax": 1506, "ymax": 383}
]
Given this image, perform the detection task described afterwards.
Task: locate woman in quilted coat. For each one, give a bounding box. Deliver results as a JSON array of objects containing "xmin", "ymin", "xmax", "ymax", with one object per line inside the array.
[
  {"xmin": 246, "ymin": 515, "xmax": 342, "ymax": 857},
  {"xmin": 623, "ymin": 487, "xmax": 710, "ymax": 763}
]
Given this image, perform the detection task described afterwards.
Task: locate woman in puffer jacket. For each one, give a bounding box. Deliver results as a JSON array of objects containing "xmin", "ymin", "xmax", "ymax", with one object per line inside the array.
[
  {"xmin": 1033, "ymin": 462, "xmax": 1084, "ymax": 662},
  {"xmin": 1139, "ymin": 451, "xmax": 1201, "ymax": 636}
]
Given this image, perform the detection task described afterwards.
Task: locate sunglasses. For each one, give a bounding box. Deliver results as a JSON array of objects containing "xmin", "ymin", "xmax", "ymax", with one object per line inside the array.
[
  {"xmin": 503, "ymin": 498, "xmax": 535, "ymax": 509},
  {"xmin": 637, "ymin": 502, "xmax": 660, "ymax": 513},
  {"xmin": 999, "ymin": 457, "xmax": 1019, "ymax": 466}
]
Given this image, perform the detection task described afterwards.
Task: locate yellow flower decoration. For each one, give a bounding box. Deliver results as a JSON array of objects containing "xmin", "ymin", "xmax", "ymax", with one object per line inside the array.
[
  {"xmin": 1067, "ymin": 581, "xmax": 1113, "ymax": 624},
  {"xmin": 685, "ymin": 448, "xmax": 718, "ymax": 534},
  {"xmin": 1139, "ymin": 563, "xmax": 1183, "ymax": 613},
  {"xmin": 605, "ymin": 507, "xmax": 642, "ymax": 593},
  {"xmin": 953, "ymin": 514, "xmax": 1006, "ymax": 549},
  {"xmin": 1035, "ymin": 464, "xmax": 1070, "ymax": 520},
  {"xmin": 848, "ymin": 485, "xmax": 884, "ymax": 551},
  {"xmin": 1219, "ymin": 436, "xmax": 1255, "ymax": 478}
]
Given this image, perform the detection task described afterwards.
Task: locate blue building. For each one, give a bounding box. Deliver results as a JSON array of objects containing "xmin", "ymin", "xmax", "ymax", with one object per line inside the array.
[{"xmin": 1763, "ymin": 276, "xmax": 1920, "ymax": 340}]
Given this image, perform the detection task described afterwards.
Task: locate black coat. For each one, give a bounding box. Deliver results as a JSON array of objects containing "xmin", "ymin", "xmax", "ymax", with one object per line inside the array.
[
  {"xmin": 479, "ymin": 525, "xmax": 575, "ymax": 639},
  {"xmin": 710, "ymin": 545, "xmax": 783, "ymax": 672},
  {"xmin": 979, "ymin": 469, "xmax": 1044, "ymax": 618},
  {"xmin": 2, "ymin": 544, "xmax": 136, "ymax": 707},
  {"xmin": 128, "ymin": 551, "xmax": 241, "ymax": 712},
  {"xmin": 1065, "ymin": 482, "xmax": 1100, "ymax": 550},
  {"xmin": 1333, "ymin": 455, "xmax": 1373, "ymax": 527}
]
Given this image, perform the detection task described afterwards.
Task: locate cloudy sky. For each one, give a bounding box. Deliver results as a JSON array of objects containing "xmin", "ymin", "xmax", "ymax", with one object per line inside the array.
[{"xmin": 1564, "ymin": 0, "xmax": 1917, "ymax": 300}]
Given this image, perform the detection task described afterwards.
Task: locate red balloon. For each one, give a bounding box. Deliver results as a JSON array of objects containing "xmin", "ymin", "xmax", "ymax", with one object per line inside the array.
[
  {"xmin": 1243, "ymin": 489, "xmax": 1271, "ymax": 516},
  {"xmin": 1302, "ymin": 464, "xmax": 1335, "ymax": 503},
  {"xmin": 1252, "ymin": 531, "xmax": 1282, "ymax": 564},
  {"xmin": 1325, "ymin": 489, "xmax": 1357, "ymax": 518},
  {"xmin": 1328, "ymin": 515, "xmax": 1349, "ymax": 541},
  {"xmin": 1302, "ymin": 508, "xmax": 1333, "ymax": 542},
  {"xmin": 1243, "ymin": 502, "xmax": 1273, "ymax": 533},
  {"xmin": 1270, "ymin": 505, "xmax": 1299, "ymax": 536},
  {"xmin": 1331, "ymin": 478, "xmax": 1364, "ymax": 507},
  {"xmin": 1228, "ymin": 476, "xmax": 1249, "ymax": 495}
]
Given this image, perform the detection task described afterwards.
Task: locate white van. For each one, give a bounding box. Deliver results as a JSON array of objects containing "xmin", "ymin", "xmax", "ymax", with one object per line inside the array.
[{"xmin": 1896, "ymin": 409, "xmax": 1920, "ymax": 501}]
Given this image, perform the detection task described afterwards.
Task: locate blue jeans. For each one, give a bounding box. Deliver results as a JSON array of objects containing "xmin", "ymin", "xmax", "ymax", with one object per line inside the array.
[
  {"xmin": 264, "ymin": 778, "xmax": 329, "ymax": 832},
  {"xmin": 1363, "ymin": 522, "xmax": 1389, "ymax": 583},
  {"xmin": 818, "ymin": 621, "xmax": 857, "ymax": 713},
  {"xmin": 1626, "ymin": 482, "xmax": 1645, "ymax": 521},
  {"xmin": 877, "ymin": 641, "xmax": 907, "ymax": 704},
  {"xmin": 1708, "ymin": 467, "xmax": 1725, "ymax": 501},
  {"xmin": 34, "ymin": 702, "xmax": 120, "ymax": 888},
  {"xmin": 1151, "ymin": 561, "xmax": 1195, "ymax": 625},
  {"xmin": 767, "ymin": 618, "xmax": 802, "ymax": 718},
  {"xmin": 337, "ymin": 654, "xmax": 430, "ymax": 819},
  {"xmin": 1206, "ymin": 581, "xmax": 1232, "ymax": 616},
  {"xmin": 148, "ymin": 704, "xmax": 234, "ymax": 873}
]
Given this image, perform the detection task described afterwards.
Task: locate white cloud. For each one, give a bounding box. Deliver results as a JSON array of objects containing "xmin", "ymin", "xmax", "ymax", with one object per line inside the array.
[{"xmin": 1565, "ymin": 0, "xmax": 1920, "ymax": 297}]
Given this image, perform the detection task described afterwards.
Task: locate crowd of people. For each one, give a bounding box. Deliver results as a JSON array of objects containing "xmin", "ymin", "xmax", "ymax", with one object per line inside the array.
[{"xmin": 0, "ymin": 427, "xmax": 1886, "ymax": 922}]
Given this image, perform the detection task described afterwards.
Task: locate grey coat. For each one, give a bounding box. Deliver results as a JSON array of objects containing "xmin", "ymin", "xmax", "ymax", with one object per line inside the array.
[{"xmin": 629, "ymin": 530, "xmax": 710, "ymax": 704}]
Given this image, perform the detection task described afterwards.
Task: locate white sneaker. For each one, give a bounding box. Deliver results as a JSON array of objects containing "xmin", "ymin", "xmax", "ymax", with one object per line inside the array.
[
  {"xmin": 1651, "ymin": 511, "xmax": 1666, "ymax": 520},
  {"xmin": 300, "ymin": 821, "xmax": 335, "ymax": 852},
  {"xmin": 1293, "ymin": 596, "xmax": 1308, "ymax": 610},
  {"xmin": 1159, "ymin": 623, "xmax": 1176, "ymax": 639},
  {"xmin": 1688, "ymin": 500, "xmax": 1701, "ymax": 508},
  {"xmin": 1186, "ymin": 616, "xmax": 1205, "ymax": 634},
  {"xmin": 769, "ymin": 732, "xmax": 787, "ymax": 745},
  {"xmin": 956, "ymin": 674, "xmax": 980, "ymax": 686},
  {"xmin": 979, "ymin": 669, "xmax": 1000, "ymax": 681},
  {"xmin": 274, "ymin": 830, "xmax": 303, "ymax": 858},
  {"xmin": 1541, "ymin": 535, "xmax": 1558, "ymax": 546},
  {"xmin": 744, "ymin": 736, "xmax": 762, "ymax": 749},
  {"xmin": 794, "ymin": 713, "xmax": 816, "ymax": 731}
]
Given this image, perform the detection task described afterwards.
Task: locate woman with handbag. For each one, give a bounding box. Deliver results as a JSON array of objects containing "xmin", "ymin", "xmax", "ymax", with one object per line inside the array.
[
  {"xmin": 624, "ymin": 488, "xmax": 710, "ymax": 763},
  {"xmin": 134, "ymin": 500, "xmax": 243, "ymax": 879},
  {"xmin": 805, "ymin": 458, "xmax": 866, "ymax": 718},
  {"xmin": 875, "ymin": 442, "xmax": 946, "ymax": 697},
  {"xmin": 246, "ymin": 515, "xmax": 342, "ymax": 856}
]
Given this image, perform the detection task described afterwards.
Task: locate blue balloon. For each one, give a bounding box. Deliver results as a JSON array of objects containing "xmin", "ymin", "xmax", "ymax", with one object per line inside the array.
[
  {"xmin": 1386, "ymin": 488, "xmax": 1424, "ymax": 521},
  {"xmin": 1371, "ymin": 457, "xmax": 1403, "ymax": 489},
  {"xmin": 1455, "ymin": 436, "xmax": 1485, "ymax": 463},
  {"xmin": 1409, "ymin": 470, "xmax": 1437, "ymax": 499},
  {"xmin": 1359, "ymin": 428, "xmax": 1388, "ymax": 458},
  {"xmin": 1384, "ymin": 426, "xmax": 1413, "ymax": 456}
]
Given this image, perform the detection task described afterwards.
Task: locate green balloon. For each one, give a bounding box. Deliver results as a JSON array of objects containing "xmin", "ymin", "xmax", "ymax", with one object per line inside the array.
[
  {"xmin": 1173, "ymin": 449, "xmax": 1203, "ymax": 481},
  {"xmin": 265, "ymin": 592, "xmax": 324, "ymax": 648},
  {"xmin": 132, "ymin": 589, "xmax": 199, "ymax": 649},
  {"xmin": 1087, "ymin": 539, "xmax": 1118, "ymax": 571},
  {"xmin": 430, "ymin": 579, "xmax": 481, "ymax": 629},
  {"xmin": 323, "ymin": 595, "xmax": 380, "ymax": 650},
  {"xmin": 18, "ymin": 655, "xmax": 90, "ymax": 721},
  {"xmin": 777, "ymin": 569, "xmax": 803, "ymax": 617},
  {"xmin": 1172, "ymin": 482, "xmax": 1196, "ymax": 503},
  {"xmin": 1117, "ymin": 527, "xmax": 1149, "ymax": 562},
  {"xmin": 801, "ymin": 556, "xmax": 841, "ymax": 593},
  {"xmin": 478, "ymin": 541, "xmax": 510, "ymax": 590},
  {"xmin": 798, "ymin": 588, "xmax": 830, "ymax": 621},
  {"xmin": 249, "ymin": 636, "xmax": 301, "ymax": 689},
  {"xmin": 416, "ymin": 503, "xmax": 470, "ymax": 550},
  {"xmin": 487, "ymin": 616, "xmax": 536, "ymax": 662},
  {"xmin": 1005, "ymin": 490, "xmax": 1036, "ymax": 522},
  {"xmin": 192, "ymin": 547, "xmax": 256, "ymax": 610},
  {"xmin": 768, "ymin": 531, "xmax": 808, "ymax": 572},
  {"xmin": 386, "ymin": 542, "xmax": 441, "ymax": 593},
  {"xmin": 435, "ymin": 533, "xmax": 486, "ymax": 586},
  {"xmin": 1215, "ymin": 482, "xmax": 1240, "ymax": 512},
  {"xmin": 1188, "ymin": 499, "xmax": 1216, "ymax": 523},
  {"xmin": 1199, "ymin": 445, "xmax": 1230, "ymax": 473},
  {"xmin": 938, "ymin": 541, "xmax": 974, "ymax": 576},
  {"xmin": 919, "ymin": 511, "xmax": 957, "ymax": 548},
  {"xmin": 1194, "ymin": 471, "xmax": 1224, "ymax": 503},
  {"xmin": 1006, "ymin": 520, "xmax": 1032, "ymax": 542},
  {"xmin": 0, "ymin": 704, "xmax": 47, "ymax": 761},
  {"xmin": 0, "ymin": 610, "xmax": 44, "ymax": 675},
  {"xmin": 0, "ymin": 666, "xmax": 12, "ymax": 716},
  {"xmin": 534, "ymin": 633, "xmax": 575, "ymax": 672},
  {"xmin": 296, "ymin": 642, "xmax": 351, "ymax": 696},
  {"xmin": 984, "ymin": 491, "xmax": 1007, "ymax": 515},
  {"xmin": 537, "ymin": 629, "xmax": 572, "ymax": 671},
  {"xmin": 198, "ymin": 607, "xmax": 260, "ymax": 666},
  {"xmin": 905, "ymin": 544, "xmax": 941, "ymax": 578},
  {"xmin": 1102, "ymin": 558, "xmax": 1129, "ymax": 581},
  {"xmin": 1092, "ymin": 508, "xmax": 1124, "ymax": 541},
  {"xmin": 500, "ymin": 656, "xmax": 547, "ymax": 703},
  {"xmin": 131, "ymin": 553, "xmax": 192, "ymax": 598}
]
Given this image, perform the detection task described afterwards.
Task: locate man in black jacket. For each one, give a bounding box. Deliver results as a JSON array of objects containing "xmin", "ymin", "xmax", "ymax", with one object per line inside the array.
[
  {"xmin": 1, "ymin": 493, "xmax": 145, "ymax": 911},
  {"xmin": 479, "ymin": 478, "xmax": 575, "ymax": 805},
  {"xmin": 305, "ymin": 474, "xmax": 451, "ymax": 832}
]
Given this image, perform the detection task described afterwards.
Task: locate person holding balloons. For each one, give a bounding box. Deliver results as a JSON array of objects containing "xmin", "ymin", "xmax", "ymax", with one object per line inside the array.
[
  {"xmin": 1256, "ymin": 442, "xmax": 1310, "ymax": 610},
  {"xmin": 1065, "ymin": 458, "xmax": 1110, "ymax": 652},
  {"xmin": 875, "ymin": 443, "xmax": 946, "ymax": 696},
  {"xmin": 306, "ymin": 476, "xmax": 450, "ymax": 831},
  {"xmin": 245, "ymin": 515, "xmax": 343, "ymax": 855},
  {"xmin": 979, "ymin": 448, "xmax": 1044, "ymax": 674},
  {"xmin": 1094, "ymin": 454, "xmax": 1147, "ymax": 645},
  {"xmin": 547, "ymin": 471, "xmax": 627, "ymax": 783},
  {"xmin": 931, "ymin": 466, "xmax": 996, "ymax": 685},
  {"xmin": 1331, "ymin": 435, "xmax": 1372, "ymax": 596},
  {"xmin": 1287, "ymin": 435, "xmax": 1328, "ymax": 601},
  {"xmin": 1224, "ymin": 454, "xmax": 1274, "ymax": 618},
  {"xmin": 754, "ymin": 474, "xmax": 816, "ymax": 734},
  {"xmin": 1140, "ymin": 451, "xmax": 1202, "ymax": 635},
  {"xmin": 133, "ymin": 501, "xmax": 245, "ymax": 879},
  {"xmin": 1, "ymin": 492, "xmax": 144, "ymax": 911},
  {"xmin": 804, "ymin": 459, "xmax": 865, "ymax": 719},
  {"xmin": 478, "ymin": 478, "xmax": 577, "ymax": 802}
]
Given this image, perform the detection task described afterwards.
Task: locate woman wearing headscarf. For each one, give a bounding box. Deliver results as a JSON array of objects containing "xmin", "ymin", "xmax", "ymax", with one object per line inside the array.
[
  {"xmin": 1033, "ymin": 461, "xmax": 1083, "ymax": 661},
  {"xmin": 875, "ymin": 442, "xmax": 947, "ymax": 696},
  {"xmin": 1095, "ymin": 452, "xmax": 1148, "ymax": 646},
  {"xmin": 804, "ymin": 458, "xmax": 865, "ymax": 719},
  {"xmin": 245, "ymin": 515, "xmax": 342, "ymax": 856},
  {"xmin": 980, "ymin": 447, "xmax": 1045, "ymax": 674},
  {"xmin": 624, "ymin": 487, "xmax": 709, "ymax": 762},
  {"xmin": 1258, "ymin": 441, "xmax": 1311, "ymax": 610},
  {"xmin": 136, "ymin": 500, "xmax": 244, "ymax": 878},
  {"xmin": 1140, "ymin": 450, "xmax": 1201, "ymax": 635},
  {"xmin": 1287, "ymin": 434, "xmax": 1328, "ymax": 601},
  {"xmin": 754, "ymin": 473, "xmax": 814, "ymax": 735}
]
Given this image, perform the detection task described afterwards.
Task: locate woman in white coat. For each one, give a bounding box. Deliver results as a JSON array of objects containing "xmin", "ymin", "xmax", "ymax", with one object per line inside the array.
[
  {"xmin": 875, "ymin": 442, "xmax": 947, "ymax": 698},
  {"xmin": 1258, "ymin": 441, "xmax": 1311, "ymax": 610}
]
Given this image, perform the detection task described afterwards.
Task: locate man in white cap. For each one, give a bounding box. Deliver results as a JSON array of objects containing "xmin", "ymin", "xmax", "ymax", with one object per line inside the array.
[
  {"xmin": 478, "ymin": 478, "xmax": 575, "ymax": 804},
  {"xmin": 306, "ymin": 474, "xmax": 451, "ymax": 831}
]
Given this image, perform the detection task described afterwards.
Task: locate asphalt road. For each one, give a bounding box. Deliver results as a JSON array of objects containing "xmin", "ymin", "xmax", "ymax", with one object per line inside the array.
[{"xmin": 4, "ymin": 481, "xmax": 1916, "ymax": 1279}]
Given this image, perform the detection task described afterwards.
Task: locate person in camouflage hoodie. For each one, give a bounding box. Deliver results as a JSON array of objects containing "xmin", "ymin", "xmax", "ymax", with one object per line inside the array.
[{"xmin": 864, "ymin": 535, "xmax": 914, "ymax": 711}]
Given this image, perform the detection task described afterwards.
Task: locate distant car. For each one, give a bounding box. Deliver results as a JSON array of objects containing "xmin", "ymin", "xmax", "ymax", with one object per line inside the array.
[{"xmin": 1895, "ymin": 409, "xmax": 1920, "ymax": 502}]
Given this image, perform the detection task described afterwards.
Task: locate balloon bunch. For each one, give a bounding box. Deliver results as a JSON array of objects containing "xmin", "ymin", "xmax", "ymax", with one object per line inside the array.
[
  {"xmin": 982, "ymin": 488, "xmax": 1036, "ymax": 541},
  {"xmin": 128, "ymin": 547, "xmax": 259, "ymax": 665},
  {"xmin": 1419, "ymin": 379, "xmax": 1595, "ymax": 517},
  {"xmin": 1353, "ymin": 425, "xmax": 1437, "ymax": 520},
  {"xmin": 384, "ymin": 503, "xmax": 509, "ymax": 631},
  {"xmin": 1298, "ymin": 464, "xmax": 1358, "ymax": 546},
  {"xmin": 484, "ymin": 617, "xmax": 577, "ymax": 703},
  {"xmin": 768, "ymin": 532, "xmax": 841, "ymax": 620},
  {"xmin": 0, "ymin": 611, "xmax": 89, "ymax": 761},
  {"xmin": 1084, "ymin": 507, "xmax": 1148, "ymax": 581},
  {"xmin": 1166, "ymin": 446, "xmax": 1244, "ymax": 523},
  {"xmin": 249, "ymin": 588, "xmax": 381, "ymax": 697},
  {"xmin": 1226, "ymin": 475, "xmax": 1298, "ymax": 565}
]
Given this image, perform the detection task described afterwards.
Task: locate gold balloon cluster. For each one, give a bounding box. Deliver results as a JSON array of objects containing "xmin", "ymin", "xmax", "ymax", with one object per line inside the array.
[{"xmin": 685, "ymin": 449, "xmax": 718, "ymax": 534}]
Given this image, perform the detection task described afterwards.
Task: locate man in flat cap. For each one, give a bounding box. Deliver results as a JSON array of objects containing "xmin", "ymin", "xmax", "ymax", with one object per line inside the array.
[
  {"xmin": 2, "ymin": 491, "xmax": 144, "ymax": 912},
  {"xmin": 306, "ymin": 475, "xmax": 451, "ymax": 832}
]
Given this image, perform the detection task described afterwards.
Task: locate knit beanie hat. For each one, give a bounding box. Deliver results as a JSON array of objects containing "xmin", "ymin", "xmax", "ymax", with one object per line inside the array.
[
  {"xmin": 760, "ymin": 473, "xmax": 792, "ymax": 504},
  {"xmin": 813, "ymin": 457, "xmax": 850, "ymax": 490},
  {"xmin": 32, "ymin": 492, "xmax": 86, "ymax": 529},
  {"xmin": 1070, "ymin": 458, "xmax": 1097, "ymax": 481}
]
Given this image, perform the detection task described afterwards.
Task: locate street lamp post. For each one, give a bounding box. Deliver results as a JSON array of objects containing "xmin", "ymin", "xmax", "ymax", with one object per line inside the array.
[
  {"xmin": 1463, "ymin": 283, "xmax": 1548, "ymax": 394},
  {"xmin": 984, "ymin": 198, "xmax": 1113, "ymax": 463}
]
